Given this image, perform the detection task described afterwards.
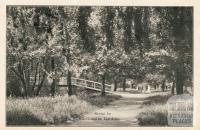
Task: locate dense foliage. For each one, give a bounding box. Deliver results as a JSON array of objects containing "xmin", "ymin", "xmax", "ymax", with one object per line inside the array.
[{"xmin": 6, "ymin": 6, "xmax": 193, "ymax": 97}]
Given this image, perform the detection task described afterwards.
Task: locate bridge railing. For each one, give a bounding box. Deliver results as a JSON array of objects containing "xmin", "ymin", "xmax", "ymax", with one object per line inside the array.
[
  {"xmin": 58, "ymin": 77, "xmax": 113, "ymax": 91},
  {"xmin": 71, "ymin": 77, "xmax": 113, "ymax": 91}
]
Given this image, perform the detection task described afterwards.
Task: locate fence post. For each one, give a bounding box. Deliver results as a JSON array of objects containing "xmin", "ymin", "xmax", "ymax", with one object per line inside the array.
[{"xmin": 84, "ymin": 80, "xmax": 87, "ymax": 87}]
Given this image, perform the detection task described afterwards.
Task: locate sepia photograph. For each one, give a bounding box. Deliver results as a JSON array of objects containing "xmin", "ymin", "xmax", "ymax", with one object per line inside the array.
[{"xmin": 4, "ymin": 4, "xmax": 195, "ymax": 127}]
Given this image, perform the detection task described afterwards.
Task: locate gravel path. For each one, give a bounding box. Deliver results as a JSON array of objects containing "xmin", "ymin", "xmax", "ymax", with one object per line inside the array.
[{"xmin": 61, "ymin": 91, "xmax": 169, "ymax": 127}]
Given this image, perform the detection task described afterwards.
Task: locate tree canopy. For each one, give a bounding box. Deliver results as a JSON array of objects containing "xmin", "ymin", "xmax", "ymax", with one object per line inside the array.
[{"xmin": 6, "ymin": 6, "xmax": 193, "ymax": 97}]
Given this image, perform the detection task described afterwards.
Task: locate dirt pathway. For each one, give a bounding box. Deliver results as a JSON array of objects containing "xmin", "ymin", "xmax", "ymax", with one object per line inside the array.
[{"xmin": 62, "ymin": 92, "xmax": 169, "ymax": 127}]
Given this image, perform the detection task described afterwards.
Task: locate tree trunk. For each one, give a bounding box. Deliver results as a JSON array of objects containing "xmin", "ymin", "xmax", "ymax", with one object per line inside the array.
[
  {"xmin": 26, "ymin": 64, "xmax": 31, "ymax": 96},
  {"xmin": 161, "ymin": 79, "xmax": 165, "ymax": 92},
  {"xmin": 11, "ymin": 67, "xmax": 27, "ymax": 97},
  {"xmin": 114, "ymin": 80, "xmax": 118, "ymax": 91},
  {"xmin": 143, "ymin": 8, "xmax": 151, "ymax": 50},
  {"xmin": 67, "ymin": 71, "xmax": 73, "ymax": 96},
  {"xmin": 134, "ymin": 8, "xmax": 144, "ymax": 58},
  {"xmin": 51, "ymin": 79, "xmax": 56, "ymax": 97},
  {"xmin": 175, "ymin": 58, "xmax": 184, "ymax": 95},
  {"xmin": 21, "ymin": 68, "xmax": 28, "ymax": 97},
  {"xmin": 32, "ymin": 61, "xmax": 39, "ymax": 93},
  {"xmin": 171, "ymin": 80, "xmax": 175, "ymax": 95},
  {"xmin": 101, "ymin": 74, "xmax": 106, "ymax": 96},
  {"xmin": 171, "ymin": 71, "xmax": 176, "ymax": 95},
  {"xmin": 173, "ymin": 9, "xmax": 185, "ymax": 95},
  {"xmin": 122, "ymin": 77, "xmax": 126, "ymax": 92},
  {"xmin": 50, "ymin": 57, "xmax": 55, "ymax": 97},
  {"xmin": 22, "ymin": 77, "xmax": 28, "ymax": 97},
  {"xmin": 176, "ymin": 72, "xmax": 184, "ymax": 95},
  {"xmin": 175, "ymin": 67, "xmax": 184, "ymax": 94},
  {"xmin": 131, "ymin": 83, "xmax": 134, "ymax": 88},
  {"xmin": 35, "ymin": 72, "xmax": 46, "ymax": 96}
]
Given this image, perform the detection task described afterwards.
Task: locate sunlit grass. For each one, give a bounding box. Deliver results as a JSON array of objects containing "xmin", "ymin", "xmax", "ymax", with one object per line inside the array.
[
  {"xmin": 6, "ymin": 95, "xmax": 94, "ymax": 125},
  {"xmin": 137, "ymin": 94, "xmax": 171, "ymax": 126},
  {"xmin": 137, "ymin": 104, "xmax": 168, "ymax": 126}
]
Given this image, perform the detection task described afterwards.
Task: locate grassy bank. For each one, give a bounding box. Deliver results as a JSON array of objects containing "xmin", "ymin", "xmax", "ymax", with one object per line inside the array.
[
  {"xmin": 7, "ymin": 90, "xmax": 121, "ymax": 126},
  {"xmin": 6, "ymin": 95, "xmax": 94, "ymax": 126},
  {"xmin": 137, "ymin": 94, "xmax": 171, "ymax": 126}
]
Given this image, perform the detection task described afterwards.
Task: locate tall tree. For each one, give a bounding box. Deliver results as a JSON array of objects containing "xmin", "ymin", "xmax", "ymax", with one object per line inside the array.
[
  {"xmin": 55, "ymin": 7, "xmax": 80, "ymax": 96},
  {"xmin": 7, "ymin": 7, "xmax": 51, "ymax": 97},
  {"xmin": 155, "ymin": 7, "xmax": 193, "ymax": 94}
]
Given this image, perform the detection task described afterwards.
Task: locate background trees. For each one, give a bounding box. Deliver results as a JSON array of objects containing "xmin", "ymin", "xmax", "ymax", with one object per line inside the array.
[{"xmin": 6, "ymin": 6, "xmax": 193, "ymax": 97}]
